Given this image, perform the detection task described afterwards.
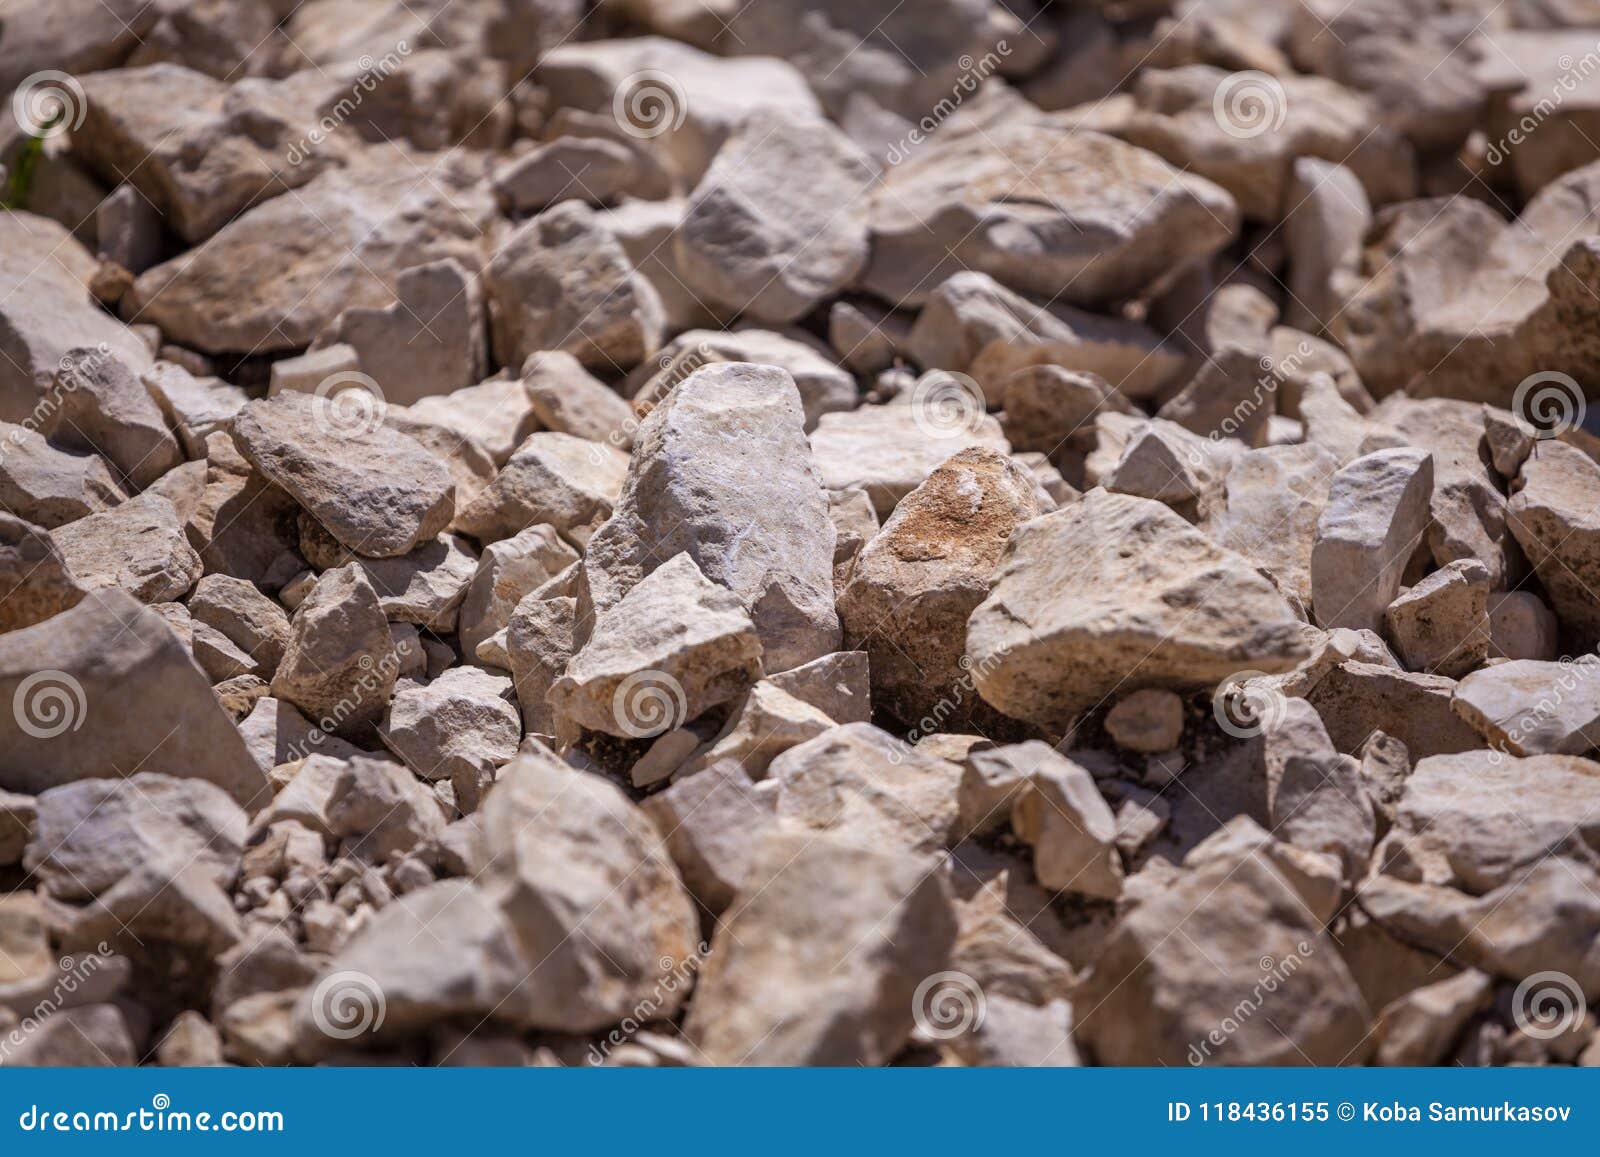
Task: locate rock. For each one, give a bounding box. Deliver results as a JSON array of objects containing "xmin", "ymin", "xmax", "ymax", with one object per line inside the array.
[
  {"xmin": 1478, "ymin": 26, "xmax": 1600, "ymax": 197},
  {"xmin": 0, "ymin": 790, "xmax": 35, "ymax": 866},
  {"xmin": 400, "ymin": 375, "xmax": 538, "ymax": 469},
  {"xmin": 327, "ymin": 755, "xmax": 447, "ymax": 861},
  {"xmin": 1254, "ymin": 698, "xmax": 1376, "ymax": 877},
  {"xmin": 0, "ymin": 590, "xmax": 267, "ymax": 808},
  {"xmin": 491, "ymin": 136, "xmax": 637, "ymax": 214},
  {"xmin": 1307, "ymin": 660, "xmax": 1482, "ymax": 760},
  {"xmin": 1184, "ymin": 815, "xmax": 1344, "ymax": 926},
  {"xmin": 947, "ymin": 995, "xmax": 1079, "ymax": 1068},
  {"xmin": 1284, "ymin": 157, "xmax": 1371, "ymax": 332},
  {"xmin": 35, "ymin": 346, "xmax": 181, "ymax": 491},
  {"xmin": 676, "ymin": 110, "xmax": 874, "ymax": 323},
  {"xmin": 0, "ymin": 421, "xmax": 125, "ymax": 530},
  {"xmin": 477, "ymin": 750, "xmax": 700, "ymax": 1032},
  {"xmin": 1000, "ymin": 365, "xmax": 1135, "ymax": 460},
  {"xmin": 1117, "ymin": 64, "xmax": 1411, "ymax": 222},
  {"xmin": 237, "ymin": 697, "xmax": 362, "ymax": 774},
  {"xmin": 539, "ymin": 36, "xmax": 822, "ymax": 184},
  {"xmin": 188, "ymin": 574, "xmax": 291, "ymax": 677},
  {"xmin": 768, "ymin": 722, "xmax": 962, "ymax": 855},
  {"xmin": 675, "ymin": 682, "xmax": 836, "ymax": 782},
  {"xmin": 1011, "ymin": 751, "xmax": 1122, "ymax": 899},
  {"xmin": 521, "ymin": 352, "xmax": 637, "ymax": 450},
  {"xmin": 1508, "ymin": 441, "xmax": 1600, "ymax": 648},
  {"xmin": 1488, "ymin": 591, "xmax": 1560, "ymax": 662},
  {"xmin": 232, "ymin": 390, "xmax": 455, "ymax": 559},
  {"xmin": 1105, "ymin": 689, "xmax": 1185, "ymax": 755},
  {"xmin": 155, "ymin": 1009, "xmax": 226, "ymax": 1066},
  {"xmin": 953, "ymin": 741, "xmax": 1047, "ymax": 841},
  {"xmin": 0, "ymin": 514, "xmax": 86, "ymax": 633},
  {"xmin": 766, "ymin": 650, "xmax": 872, "ymax": 726},
  {"xmin": 271, "ymin": 564, "xmax": 399, "ymax": 741},
  {"xmin": 321, "ymin": 259, "xmax": 487, "ymax": 404},
  {"xmin": 126, "ymin": 149, "xmax": 491, "ymax": 353},
  {"xmin": 551, "ymin": 553, "xmax": 763, "ymax": 739},
  {"xmin": 505, "ymin": 592, "xmax": 577, "ymax": 739},
  {"xmin": 583, "ymin": 363, "xmax": 840, "ymax": 673},
  {"xmin": 379, "ymin": 668, "xmax": 520, "ymax": 805},
  {"xmin": 1311, "ymin": 448, "xmax": 1434, "ymax": 633},
  {"xmin": 1074, "ymin": 852, "xmax": 1372, "ymax": 1065},
  {"xmin": 141, "ymin": 361, "xmax": 248, "ymax": 457},
  {"xmin": 455, "ymin": 433, "xmax": 628, "ymax": 548},
  {"xmin": 323, "ymin": 532, "xmax": 479, "ymax": 633},
  {"xmin": 968, "ymin": 489, "xmax": 1307, "ymax": 728},
  {"xmin": 1384, "ymin": 560, "xmax": 1491, "ymax": 678},
  {"xmin": 24, "ymin": 772, "xmax": 245, "ymax": 903},
  {"xmin": 1208, "ymin": 443, "xmax": 1337, "ymax": 607},
  {"xmin": 268, "ymin": 344, "xmax": 360, "ymax": 397},
  {"xmin": 3, "ymin": 1004, "xmax": 137, "ymax": 1066},
  {"xmin": 838, "ymin": 448, "xmax": 1040, "ymax": 732},
  {"xmin": 485, "ymin": 201, "xmax": 663, "ymax": 372},
  {"xmin": 1373, "ymin": 969, "xmax": 1493, "ymax": 1066},
  {"xmin": 49, "ymin": 491, "xmax": 199, "ymax": 604},
  {"xmin": 643, "ymin": 762, "xmax": 779, "ymax": 914},
  {"xmin": 685, "ymin": 832, "xmax": 957, "ymax": 1065},
  {"xmin": 0, "ymin": 212, "xmax": 153, "ymax": 421},
  {"xmin": 1452, "ymin": 660, "xmax": 1600, "ymax": 757},
  {"xmin": 457, "ymin": 523, "xmax": 579, "ymax": 662},
  {"xmin": 905, "ymin": 271, "xmax": 1183, "ymax": 401},
  {"xmin": 74, "ymin": 65, "xmax": 341, "ymax": 243},
  {"xmin": 861, "ymin": 120, "xmax": 1238, "ymax": 309},
  {"xmin": 809, "ymin": 397, "xmax": 1010, "ymax": 518}
]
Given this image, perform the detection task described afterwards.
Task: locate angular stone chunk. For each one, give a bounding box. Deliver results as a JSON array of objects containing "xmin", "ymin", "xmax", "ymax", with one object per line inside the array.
[
  {"xmin": 505, "ymin": 593, "xmax": 577, "ymax": 739},
  {"xmin": 968, "ymin": 490, "xmax": 1307, "ymax": 728},
  {"xmin": 457, "ymin": 523, "xmax": 579, "ymax": 663},
  {"xmin": 127, "ymin": 153, "xmax": 493, "ymax": 354},
  {"xmin": 381, "ymin": 667, "xmax": 519, "ymax": 796},
  {"xmin": 1508, "ymin": 441, "xmax": 1600, "ymax": 648},
  {"xmin": 1307, "ymin": 660, "xmax": 1481, "ymax": 761},
  {"xmin": 0, "ymin": 421, "xmax": 125, "ymax": 530},
  {"xmin": 1011, "ymin": 751, "xmax": 1123, "ymax": 899},
  {"xmin": 1488, "ymin": 591, "xmax": 1559, "ymax": 662},
  {"xmin": 765, "ymin": 650, "xmax": 872, "ymax": 725},
  {"xmin": 0, "ymin": 590, "xmax": 267, "ymax": 808},
  {"xmin": 769, "ymin": 723, "xmax": 962, "ymax": 855},
  {"xmin": 48, "ymin": 491, "xmax": 200, "ymax": 604},
  {"xmin": 906, "ymin": 271, "xmax": 1183, "ymax": 400},
  {"xmin": 862, "ymin": 121, "xmax": 1238, "ymax": 309},
  {"xmin": 1311, "ymin": 448, "xmax": 1434, "ymax": 633},
  {"xmin": 455, "ymin": 433, "xmax": 628, "ymax": 548},
  {"xmin": 1452, "ymin": 660, "xmax": 1600, "ymax": 758},
  {"xmin": 39, "ymin": 347, "xmax": 181, "ymax": 491},
  {"xmin": 583, "ymin": 363, "xmax": 840, "ymax": 674},
  {"xmin": 643, "ymin": 762, "xmax": 779, "ymax": 915},
  {"xmin": 1373, "ymin": 969, "xmax": 1493, "ymax": 1067},
  {"xmin": 1384, "ymin": 559, "xmax": 1490, "ymax": 678},
  {"xmin": 1208, "ymin": 443, "xmax": 1337, "ymax": 608},
  {"xmin": 809, "ymin": 399, "xmax": 1011, "ymax": 518},
  {"xmin": 485, "ymin": 201, "xmax": 664, "ymax": 372},
  {"xmin": 685, "ymin": 833, "xmax": 957, "ymax": 1066},
  {"xmin": 271, "ymin": 564, "xmax": 399, "ymax": 741},
  {"xmin": 839, "ymin": 448, "xmax": 1039, "ymax": 732},
  {"xmin": 0, "ymin": 514, "xmax": 86, "ymax": 634},
  {"xmin": 675, "ymin": 681, "xmax": 835, "ymax": 783},
  {"xmin": 676, "ymin": 110, "xmax": 874, "ymax": 324},
  {"xmin": 188, "ymin": 574, "xmax": 291, "ymax": 677},
  {"xmin": 232, "ymin": 391, "xmax": 455, "ymax": 559},
  {"xmin": 551, "ymin": 554, "xmax": 763, "ymax": 739},
  {"xmin": 521, "ymin": 351, "xmax": 637, "ymax": 450},
  {"xmin": 1074, "ymin": 853, "xmax": 1372, "ymax": 1065}
]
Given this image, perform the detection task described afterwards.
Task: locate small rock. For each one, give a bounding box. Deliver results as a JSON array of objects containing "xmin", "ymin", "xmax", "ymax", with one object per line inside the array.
[
  {"xmin": 1010, "ymin": 752, "xmax": 1123, "ymax": 900},
  {"xmin": 1104, "ymin": 689, "xmax": 1185, "ymax": 755},
  {"xmin": 1312, "ymin": 447, "xmax": 1435, "ymax": 633},
  {"xmin": 270, "ymin": 564, "xmax": 399, "ymax": 741},
  {"xmin": 1384, "ymin": 560, "xmax": 1491, "ymax": 678}
]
